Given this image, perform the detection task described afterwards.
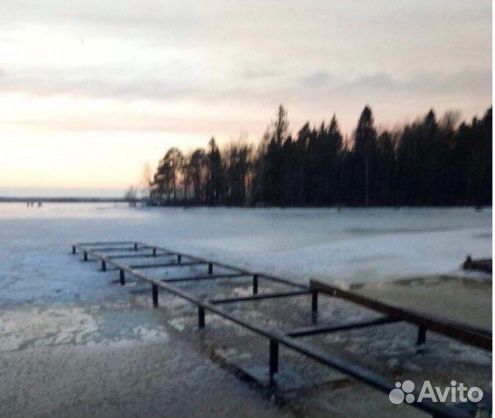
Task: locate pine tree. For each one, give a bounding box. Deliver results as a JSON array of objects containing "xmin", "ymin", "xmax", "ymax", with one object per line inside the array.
[{"xmin": 353, "ymin": 106, "xmax": 377, "ymax": 206}]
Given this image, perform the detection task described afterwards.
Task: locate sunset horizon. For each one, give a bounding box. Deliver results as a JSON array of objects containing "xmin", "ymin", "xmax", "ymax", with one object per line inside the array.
[{"xmin": 1, "ymin": 1, "xmax": 491, "ymax": 192}]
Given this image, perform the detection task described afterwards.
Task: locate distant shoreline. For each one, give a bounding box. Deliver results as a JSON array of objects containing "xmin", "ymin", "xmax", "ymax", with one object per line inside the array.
[
  {"xmin": 0, "ymin": 198, "xmax": 490, "ymax": 211},
  {"xmin": 0, "ymin": 197, "xmax": 126, "ymax": 203}
]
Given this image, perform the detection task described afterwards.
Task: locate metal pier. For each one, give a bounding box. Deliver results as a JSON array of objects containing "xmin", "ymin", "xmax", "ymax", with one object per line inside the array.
[{"xmin": 71, "ymin": 240, "xmax": 491, "ymax": 418}]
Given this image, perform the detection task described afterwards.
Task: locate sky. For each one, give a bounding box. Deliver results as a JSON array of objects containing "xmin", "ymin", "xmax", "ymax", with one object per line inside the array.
[{"xmin": 0, "ymin": 0, "xmax": 492, "ymax": 196}]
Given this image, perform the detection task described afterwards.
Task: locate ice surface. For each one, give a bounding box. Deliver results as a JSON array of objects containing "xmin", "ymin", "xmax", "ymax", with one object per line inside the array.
[
  {"xmin": 0, "ymin": 203, "xmax": 491, "ymax": 304},
  {"xmin": 0, "ymin": 202, "xmax": 490, "ymax": 417}
]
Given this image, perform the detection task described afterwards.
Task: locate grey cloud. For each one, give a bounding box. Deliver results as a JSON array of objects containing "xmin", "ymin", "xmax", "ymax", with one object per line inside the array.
[
  {"xmin": 243, "ymin": 68, "xmax": 280, "ymax": 80},
  {"xmin": 403, "ymin": 69, "xmax": 492, "ymax": 94},
  {"xmin": 343, "ymin": 73, "xmax": 397, "ymax": 91},
  {"xmin": 300, "ymin": 68, "xmax": 491, "ymax": 96},
  {"xmin": 0, "ymin": 65, "xmax": 490, "ymax": 107},
  {"xmin": 0, "ymin": 68, "xmax": 197, "ymax": 101},
  {"xmin": 301, "ymin": 71, "xmax": 334, "ymax": 87},
  {"xmin": 0, "ymin": 65, "xmax": 281, "ymax": 104}
]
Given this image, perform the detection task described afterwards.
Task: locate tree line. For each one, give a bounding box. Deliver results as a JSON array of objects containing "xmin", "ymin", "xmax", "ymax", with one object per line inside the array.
[{"xmin": 149, "ymin": 105, "xmax": 492, "ymax": 207}]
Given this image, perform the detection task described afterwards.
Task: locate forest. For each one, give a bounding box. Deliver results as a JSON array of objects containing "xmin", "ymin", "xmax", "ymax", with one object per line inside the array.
[{"xmin": 148, "ymin": 105, "xmax": 492, "ymax": 207}]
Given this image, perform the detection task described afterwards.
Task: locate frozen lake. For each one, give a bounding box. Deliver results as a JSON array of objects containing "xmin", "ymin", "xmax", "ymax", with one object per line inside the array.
[
  {"xmin": 0, "ymin": 202, "xmax": 491, "ymax": 418},
  {"xmin": 0, "ymin": 203, "xmax": 491, "ymax": 304}
]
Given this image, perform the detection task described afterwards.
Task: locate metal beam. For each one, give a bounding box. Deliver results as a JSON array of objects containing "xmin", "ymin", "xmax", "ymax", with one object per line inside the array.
[
  {"xmin": 252, "ymin": 274, "xmax": 258, "ymax": 294},
  {"xmin": 269, "ymin": 339, "xmax": 278, "ymax": 386},
  {"xmin": 256, "ymin": 272, "xmax": 308, "ymax": 290},
  {"xmin": 198, "ymin": 307, "xmax": 205, "ymax": 329},
  {"xmin": 119, "ymin": 269, "xmax": 126, "ymax": 285},
  {"xmin": 152, "ymin": 284, "xmax": 159, "ymax": 307},
  {"xmin": 286, "ymin": 316, "xmax": 400, "ymax": 338},
  {"xmin": 161, "ymin": 273, "xmax": 249, "ymax": 283},
  {"xmin": 85, "ymin": 246, "xmax": 142, "ymax": 252},
  {"xmin": 210, "ymin": 290, "xmax": 312, "ymax": 305},
  {"xmin": 129, "ymin": 261, "xmax": 207, "ymax": 269},
  {"xmin": 311, "ymin": 291, "xmax": 318, "ymax": 314},
  {"xmin": 417, "ymin": 325, "xmax": 427, "ymax": 345},
  {"xmin": 76, "ymin": 241, "xmax": 136, "ymax": 246},
  {"xmin": 108, "ymin": 253, "xmax": 174, "ymax": 260}
]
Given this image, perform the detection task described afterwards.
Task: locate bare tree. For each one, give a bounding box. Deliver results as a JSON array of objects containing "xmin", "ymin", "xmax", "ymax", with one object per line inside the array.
[
  {"xmin": 124, "ymin": 186, "xmax": 138, "ymax": 207},
  {"xmin": 140, "ymin": 162, "xmax": 152, "ymax": 200}
]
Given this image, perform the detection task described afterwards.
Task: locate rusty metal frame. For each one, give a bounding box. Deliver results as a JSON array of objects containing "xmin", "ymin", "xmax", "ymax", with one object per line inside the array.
[{"xmin": 70, "ymin": 240, "xmax": 490, "ymax": 418}]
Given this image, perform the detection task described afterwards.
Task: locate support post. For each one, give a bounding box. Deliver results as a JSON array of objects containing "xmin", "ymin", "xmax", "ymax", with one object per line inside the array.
[
  {"xmin": 269, "ymin": 339, "xmax": 279, "ymax": 386},
  {"xmin": 417, "ymin": 325, "xmax": 427, "ymax": 345},
  {"xmin": 311, "ymin": 290, "xmax": 319, "ymax": 323},
  {"xmin": 208, "ymin": 263, "xmax": 213, "ymax": 275},
  {"xmin": 72, "ymin": 245, "xmax": 76, "ymax": 254},
  {"xmin": 198, "ymin": 307, "xmax": 205, "ymax": 329},
  {"xmin": 134, "ymin": 242, "xmax": 138, "ymax": 251},
  {"xmin": 311, "ymin": 291, "xmax": 318, "ymax": 313},
  {"xmin": 83, "ymin": 251, "xmax": 88, "ymax": 262},
  {"xmin": 101, "ymin": 260, "xmax": 106, "ymax": 271},
  {"xmin": 253, "ymin": 274, "xmax": 258, "ymax": 295},
  {"xmin": 119, "ymin": 269, "xmax": 126, "ymax": 285},
  {"xmin": 177, "ymin": 254, "xmax": 182, "ymax": 264},
  {"xmin": 152, "ymin": 285, "xmax": 159, "ymax": 308}
]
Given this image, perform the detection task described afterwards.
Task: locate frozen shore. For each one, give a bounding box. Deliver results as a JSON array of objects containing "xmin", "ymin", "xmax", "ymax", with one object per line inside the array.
[
  {"xmin": 0, "ymin": 277, "xmax": 490, "ymax": 418},
  {"xmin": 0, "ymin": 302, "xmax": 294, "ymax": 418}
]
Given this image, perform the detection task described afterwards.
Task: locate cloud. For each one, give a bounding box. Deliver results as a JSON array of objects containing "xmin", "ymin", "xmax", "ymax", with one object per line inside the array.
[
  {"xmin": 343, "ymin": 73, "xmax": 397, "ymax": 92},
  {"xmin": 243, "ymin": 67, "xmax": 280, "ymax": 81},
  {"xmin": 0, "ymin": 68, "xmax": 198, "ymax": 101},
  {"xmin": 298, "ymin": 68, "xmax": 491, "ymax": 97},
  {"xmin": 301, "ymin": 71, "xmax": 334, "ymax": 87},
  {"xmin": 403, "ymin": 68, "xmax": 492, "ymax": 94},
  {"xmin": 0, "ymin": 1, "xmax": 491, "ymax": 139},
  {"xmin": 0, "ymin": 65, "xmax": 490, "ymax": 111}
]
